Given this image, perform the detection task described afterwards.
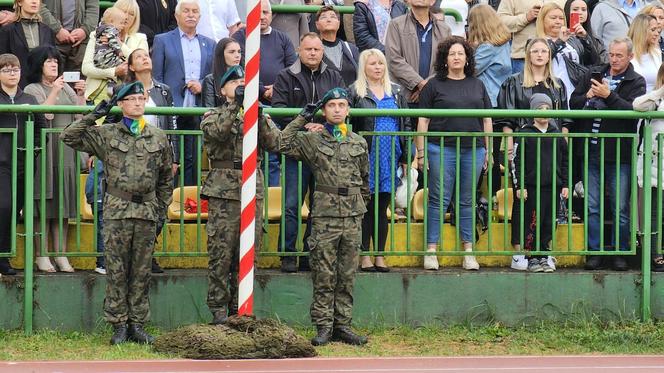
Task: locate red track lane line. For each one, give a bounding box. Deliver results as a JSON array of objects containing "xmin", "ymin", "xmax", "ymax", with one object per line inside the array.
[{"xmin": 2, "ymin": 356, "xmax": 664, "ymax": 373}]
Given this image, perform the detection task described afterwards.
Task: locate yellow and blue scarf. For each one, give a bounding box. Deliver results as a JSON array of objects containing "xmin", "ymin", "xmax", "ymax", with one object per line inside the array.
[
  {"xmin": 325, "ymin": 122, "xmax": 348, "ymax": 142},
  {"xmin": 122, "ymin": 116, "xmax": 146, "ymax": 136}
]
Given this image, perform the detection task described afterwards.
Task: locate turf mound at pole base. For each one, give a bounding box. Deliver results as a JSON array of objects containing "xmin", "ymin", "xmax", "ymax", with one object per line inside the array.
[{"xmin": 153, "ymin": 316, "xmax": 317, "ymax": 359}]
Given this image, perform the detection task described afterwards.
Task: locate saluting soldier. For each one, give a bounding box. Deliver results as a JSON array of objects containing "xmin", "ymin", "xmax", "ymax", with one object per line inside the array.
[
  {"xmin": 275, "ymin": 88, "xmax": 369, "ymax": 346},
  {"xmin": 61, "ymin": 82, "xmax": 174, "ymax": 345},
  {"xmin": 201, "ymin": 65, "xmax": 280, "ymax": 324}
]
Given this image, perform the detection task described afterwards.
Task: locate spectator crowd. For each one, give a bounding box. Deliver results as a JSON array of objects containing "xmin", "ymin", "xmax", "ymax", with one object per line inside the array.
[{"xmin": 0, "ymin": 0, "xmax": 663, "ymax": 344}]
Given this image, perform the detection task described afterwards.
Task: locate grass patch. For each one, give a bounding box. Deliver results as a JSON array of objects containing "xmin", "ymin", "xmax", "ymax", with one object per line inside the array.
[{"xmin": 2, "ymin": 321, "xmax": 664, "ymax": 361}]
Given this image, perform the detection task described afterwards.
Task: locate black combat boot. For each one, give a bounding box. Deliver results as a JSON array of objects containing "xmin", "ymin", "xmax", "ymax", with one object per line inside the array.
[
  {"xmin": 298, "ymin": 256, "xmax": 311, "ymax": 272},
  {"xmin": 110, "ymin": 324, "xmax": 129, "ymax": 345},
  {"xmin": 151, "ymin": 258, "xmax": 164, "ymax": 273},
  {"xmin": 280, "ymin": 258, "xmax": 297, "ymax": 273},
  {"xmin": 584, "ymin": 255, "xmax": 603, "ymax": 270},
  {"xmin": 332, "ymin": 326, "xmax": 368, "ymax": 345},
  {"xmin": 210, "ymin": 308, "xmax": 228, "ymax": 325},
  {"xmin": 128, "ymin": 323, "xmax": 155, "ymax": 344},
  {"xmin": 311, "ymin": 327, "xmax": 332, "ymax": 346}
]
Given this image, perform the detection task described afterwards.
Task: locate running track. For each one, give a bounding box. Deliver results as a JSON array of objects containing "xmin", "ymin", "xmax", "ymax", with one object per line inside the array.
[{"xmin": 2, "ymin": 356, "xmax": 664, "ymax": 373}]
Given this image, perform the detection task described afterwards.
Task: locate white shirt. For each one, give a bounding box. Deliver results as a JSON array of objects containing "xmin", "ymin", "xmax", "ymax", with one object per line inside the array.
[
  {"xmin": 632, "ymin": 52, "xmax": 662, "ymax": 93},
  {"xmin": 197, "ymin": 0, "xmax": 241, "ymax": 42}
]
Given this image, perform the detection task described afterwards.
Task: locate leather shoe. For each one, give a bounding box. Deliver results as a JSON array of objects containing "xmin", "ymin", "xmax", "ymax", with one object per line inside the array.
[
  {"xmin": 110, "ymin": 324, "xmax": 128, "ymax": 345},
  {"xmin": 0, "ymin": 259, "xmax": 16, "ymax": 275},
  {"xmin": 331, "ymin": 326, "xmax": 368, "ymax": 345},
  {"xmin": 151, "ymin": 258, "xmax": 164, "ymax": 273},
  {"xmin": 584, "ymin": 255, "xmax": 603, "ymax": 270},
  {"xmin": 613, "ymin": 256, "xmax": 628, "ymax": 271},
  {"xmin": 128, "ymin": 323, "xmax": 155, "ymax": 344},
  {"xmin": 281, "ymin": 258, "xmax": 297, "ymax": 273},
  {"xmin": 311, "ymin": 327, "xmax": 332, "ymax": 346},
  {"xmin": 210, "ymin": 309, "xmax": 228, "ymax": 325},
  {"xmin": 360, "ymin": 265, "xmax": 376, "ymax": 272}
]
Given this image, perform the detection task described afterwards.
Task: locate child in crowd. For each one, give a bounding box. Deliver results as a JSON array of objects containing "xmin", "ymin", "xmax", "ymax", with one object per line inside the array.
[
  {"xmin": 93, "ymin": 7, "xmax": 127, "ymax": 70},
  {"xmin": 511, "ymin": 94, "xmax": 569, "ymax": 273}
]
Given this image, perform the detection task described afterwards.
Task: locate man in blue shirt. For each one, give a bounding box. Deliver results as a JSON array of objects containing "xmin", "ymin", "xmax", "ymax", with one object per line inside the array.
[{"xmin": 153, "ymin": 0, "xmax": 215, "ymax": 186}]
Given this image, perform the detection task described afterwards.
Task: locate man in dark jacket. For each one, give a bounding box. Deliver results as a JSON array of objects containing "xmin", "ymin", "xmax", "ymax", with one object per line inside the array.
[
  {"xmin": 0, "ymin": 53, "xmax": 45, "ymax": 276},
  {"xmin": 569, "ymin": 37, "xmax": 646, "ymax": 271},
  {"xmin": 315, "ymin": 5, "xmax": 359, "ymax": 86},
  {"xmin": 137, "ymin": 0, "xmax": 177, "ymax": 48},
  {"xmin": 272, "ymin": 32, "xmax": 345, "ymax": 272}
]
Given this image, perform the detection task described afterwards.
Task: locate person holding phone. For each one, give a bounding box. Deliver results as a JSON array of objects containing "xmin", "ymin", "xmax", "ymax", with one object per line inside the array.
[
  {"xmin": 498, "ymin": 0, "xmax": 567, "ymax": 74},
  {"xmin": 25, "ymin": 46, "xmax": 86, "ymax": 273},
  {"xmin": 564, "ymin": 0, "xmax": 607, "ymax": 66}
]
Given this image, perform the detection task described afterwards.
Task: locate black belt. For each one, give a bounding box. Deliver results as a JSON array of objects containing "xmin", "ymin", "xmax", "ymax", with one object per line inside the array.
[
  {"xmin": 210, "ymin": 160, "xmax": 242, "ymax": 170},
  {"xmin": 106, "ymin": 185, "xmax": 156, "ymax": 204},
  {"xmin": 315, "ymin": 184, "xmax": 361, "ymax": 196}
]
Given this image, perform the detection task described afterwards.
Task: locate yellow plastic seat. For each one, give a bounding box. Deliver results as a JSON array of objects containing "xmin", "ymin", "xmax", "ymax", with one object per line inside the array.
[
  {"xmin": 168, "ymin": 186, "xmax": 209, "ymax": 220},
  {"xmin": 496, "ymin": 188, "xmax": 513, "ymax": 221},
  {"xmin": 78, "ymin": 173, "xmax": 94, "ymax": 220},
  {"xmin": 266, "ymin": 186, "xmax": 282, "ymax": 221}
]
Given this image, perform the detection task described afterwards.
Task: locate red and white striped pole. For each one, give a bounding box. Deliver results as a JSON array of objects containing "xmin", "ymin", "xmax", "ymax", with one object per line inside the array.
[{"xmin": 239, "ymin": 0, "xmax": 261, "ymax": 316}]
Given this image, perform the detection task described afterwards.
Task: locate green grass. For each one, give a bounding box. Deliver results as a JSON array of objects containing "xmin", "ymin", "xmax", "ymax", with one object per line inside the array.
[{"xmin": 2, "ymin": 321, "xmax": 664, "ymax": 361}]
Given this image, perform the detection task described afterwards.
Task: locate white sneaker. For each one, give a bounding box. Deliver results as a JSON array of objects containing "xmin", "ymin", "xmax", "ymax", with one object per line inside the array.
[
  {"xmin": 423, "ymin": 249, "xmax": 439, "ymax": 270},
  {"xmin": 94, "ymin": 267, "xmax": 106, "ymax": 275},
  {"xmin": 511, "ymin": 255, "xmax": 528, "ymax": 271},
  {"xmin": 547, "ymin": 256, "xmax": 557, "ymax": 271},
  {"xmin": 463, "ymin": 249, "xmax": 480, "ymax": 270}
]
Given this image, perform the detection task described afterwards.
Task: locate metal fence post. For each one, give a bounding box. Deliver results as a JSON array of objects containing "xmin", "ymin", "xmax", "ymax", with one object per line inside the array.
[
  {"xmin": 23, "ymin": 114, "xmax": 35, "ymax": 335},
  {"xmin": 641, "ymin": 120, "xmax": 653, "ymax": 321}
]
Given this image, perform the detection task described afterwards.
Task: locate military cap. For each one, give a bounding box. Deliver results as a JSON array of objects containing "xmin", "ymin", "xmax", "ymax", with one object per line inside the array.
[
  {"xmin": 218, "ymin": 65, "xmax": 245, "ymax": 88},
  {"xmin": 115, "ymin": 81, "xmax": 145, "ymax": 101},
  {"xmin": 320, "ymin": 87, "xmax": 349, "ymax": 105}
]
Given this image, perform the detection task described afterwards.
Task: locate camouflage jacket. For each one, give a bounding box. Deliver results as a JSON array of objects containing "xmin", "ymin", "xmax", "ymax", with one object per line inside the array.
[
  {"xmin": 60, "ymin": 113, "xmax": 174, "ymax": 221},
  {"xmin": 200, "ymin": 102, "xmax": 280, "ymax": 200},
  {"xmin": 275, "ymin": 115, "xmax": 369, "ymax": 218}
]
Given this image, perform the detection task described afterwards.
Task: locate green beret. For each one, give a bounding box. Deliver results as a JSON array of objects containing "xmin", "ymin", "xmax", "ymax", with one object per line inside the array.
[
  {"xmin": 218, "ymin": 65, "xmax": 245, "ymax": 88},
  {"xmin": 320, "ymin": 87, "xmax": 349, "ymax": 105},
  {"xmin": 115, "ymin": 81, "xmax": 144, "ymax": 101}
]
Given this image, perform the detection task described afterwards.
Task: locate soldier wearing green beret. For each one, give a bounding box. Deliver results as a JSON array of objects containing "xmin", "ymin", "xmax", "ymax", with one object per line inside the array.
[
  {"xmin": 272, "ymin": 87, "xmax": 370, "ymax": 346},
  {"xmin": 61, "ymin": 81, "xmax": 174, "ymax": 345},
  {"xmin": 201, "ymin": 65, "xmax": 283, "ymax": 324}
]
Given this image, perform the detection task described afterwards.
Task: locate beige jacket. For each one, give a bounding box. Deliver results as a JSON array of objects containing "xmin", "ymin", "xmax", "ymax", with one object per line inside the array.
[
  {"xmin": 497, "ymin": 0, "xmax": 566, "ymax": 59},
  {"xmin": 81, "ymin": 31, "xmax": 149, "ymax": 102},
  {"xmin": 385, "ymin": 10, "xmax": 451, "ymax": 99}
]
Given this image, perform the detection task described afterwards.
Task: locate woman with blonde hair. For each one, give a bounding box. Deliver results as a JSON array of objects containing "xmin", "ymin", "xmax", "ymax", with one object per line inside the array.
[
  {"xmin": 81, "ymin": 0, "xmax": 148, "ymax": 103},
  {"xmin": 0, "ymin": 0, "xmax": 55, "ymax": 88},
  {"xmin": 496, "ymin": 38, "xmax": 571, "ymax": 270},
  {"xmin": 628, "ymin": 13, "xmax": 662, "ymax": 93},
  {"xmin": 536, "ymin": 2, "xmax": 602, "ymax": 102},
  {"xmin": 349, "ymin": 48, "xmax": 410, "ymax": 272},
  {"xmin": 633, "ymin": 63, "xmax": 664, "ymax": 272},
  {"xmin": 640, "ymin": 4, "xmax": 664, "ymax": 55}
]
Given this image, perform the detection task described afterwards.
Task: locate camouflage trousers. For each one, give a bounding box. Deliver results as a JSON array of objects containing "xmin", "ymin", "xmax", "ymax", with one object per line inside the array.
[
  {"xmin": 103, "ymin": 218, "xmax": 156, "ymax": 325},
  {"xmin": 206, "ymin": 197, "xmax": 264, "ymax": 314},
  {"xmin": 308, "ymin": 215, "xmax": 361, "ymax": 329}
]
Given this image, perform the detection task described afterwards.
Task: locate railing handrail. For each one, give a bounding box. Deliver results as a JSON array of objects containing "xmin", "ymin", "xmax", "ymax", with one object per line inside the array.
[{"xmin": 3, "ymin": 105, "xmax": 664, "ymax": 120}]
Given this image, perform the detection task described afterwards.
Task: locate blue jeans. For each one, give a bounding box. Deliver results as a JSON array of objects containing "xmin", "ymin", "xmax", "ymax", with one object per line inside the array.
[
  {"xmin": 278, "ymin": 156, "xmax": 314, "ymax": 258},
  {"xmin": 268, "ymin": 152, "xmax": 281, "ymax": 186},
  {"xmin": 511, "ymin": 58, "xmax": 524, "ymax": 74},
  {"xmin": 587, "ymin": 160, "xmax": 631, "ymax": 251},
  {"xmin": 85, "ymin": 160, "xmax": 105, "ymax": 268},
  {"xmin": 427, "ymin": 144, "xmax": 486, "ymax": 244}
]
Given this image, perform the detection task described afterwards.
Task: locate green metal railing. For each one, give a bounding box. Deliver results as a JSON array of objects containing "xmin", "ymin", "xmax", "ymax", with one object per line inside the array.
[{"xmin": 4, "ymin": 104, "xmax": 664, "ymax": 334}]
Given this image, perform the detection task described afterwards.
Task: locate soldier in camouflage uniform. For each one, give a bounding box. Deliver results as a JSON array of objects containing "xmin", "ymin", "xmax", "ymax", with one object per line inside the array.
[
  {"xmin": 61, "ymin": 82, "xmax": 173, "ymax": 345},
  {"xmin": 273, "ymin": 87, "xmax": 370, "ymax": 346},
  {"xmin": 201, "ymin": 66, "xmax": 280, "ymax": 324}
]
